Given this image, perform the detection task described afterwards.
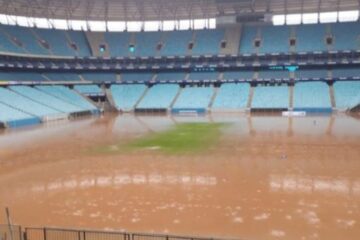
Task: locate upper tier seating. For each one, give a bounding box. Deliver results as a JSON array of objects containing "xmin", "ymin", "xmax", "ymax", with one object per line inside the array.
[
  {"xmin": 173, "ymin": 86, "xmax": 214, "ymax": 109},
  {"xmin": 239, "ymin": 26, "xmax": 258, "ymax": 54},
  {"xmin": 36, "ymin": 85, "xmax": 97, "ymax": 111},
  {"xmin": 10, "ymin": 86, "xmax": 83, "ymax": 113},
  {"xmin": 259, "ymin": 25, "xmax": 290, "ymax": 53},
  {"xmin": 191, "ymin": 29, "xmax": 224, "ymax": 55},
  {"xmin": 188, "ymin": 72, "xmax": 219, "ymax": 80},
  {"xmin": 160, "ymin": 30, "xmax": 193, "ymax": 56},
  {"xmin": 330, "ymin": 22, "xmax": 360, "ymax": 51},
  {"xmin": 34, "ymin": 28, "xmax": 75, "ymax": 56},
  {"xmin": 294, "ymin": 69, "xmax": 328, "ymax": 79},
  {"xmin": 0, "ymin": 102, "xmax": 39, "ymax": 127},
  {"xmin": 105, "ymin": 32, "xmax": 131, "ymax": 57},
  {"xmin": 294, "ymin": 24, "xmax": 327, "ymax": 52},
  {"xmin": 74, "ymin": 85, "xmax": 103, "ymax": 95},
  {"xmin": 212, "ymin": 83, "xmax": 250, "ymax": 109},
  {"xmin": 156, "ymin": 73, "xmax": 186, "ymax": 81},
  {"xmin": 0, "ymin": 72, "xmax": 46, "ymax": 81},
  {"xmin": 44, "ymin": 73, "xmax": 81, "ymax": 81},
  {"xmin": 0, "ymin": 87, "xmax": 60, "ymax": 117},
  {"xmin": 223, "ymin": 71, "xmax": 254, "ymax": 80},
  {"xmin": 0, "ymin": 28, "xmax": 25, "ymax": 54},
  {"xmin": 293, "ymin": 82, "xmax": 332, "ymax": 110},
  {"xmin": 134, "ymin": 32, "xmax": 162, "ymax": 57},
  {"xmin": 333, "ymin": 81, "xmax": 360, "ymax": 109},
  {"xmin": 66, "ymin": 31, "xmax": 92, "ymax": 57},
  {"xmin": 332, "ymin": 68, "xmax": 360, "ymax": 79},
  {"xmin": 121, "ymin": 73, "xmax": 154, "ymax": 82},
  {"xmin": 110, "ymin": 84, "xmax": 147, "ymax": 111},
  {"xmin": 137, "ymin": 84, "xmax": 179, "ymax": 109},
  {"xmin": 258, "ymin": 70, "xmax": 290, "ymax": 80},
  {"xmin": 252, "ymin": 85, "xmax": 289, "ymax": 109},
  {"xmin": 81, "ymin": 73, "xmax": 117, "ymax": 82},
  {"xmin": 1, "ymin": 25, "xmax": 49, "ymax": 55}
]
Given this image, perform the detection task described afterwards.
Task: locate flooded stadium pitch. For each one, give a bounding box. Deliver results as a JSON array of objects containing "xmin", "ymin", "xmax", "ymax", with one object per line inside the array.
[{"xmin": 0, "ymin": 113, "xmax": 360, "ymax": 240}]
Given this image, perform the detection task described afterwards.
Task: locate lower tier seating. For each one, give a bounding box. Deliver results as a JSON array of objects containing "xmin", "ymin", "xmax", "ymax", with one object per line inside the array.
[
  {"xmin": 110, "ymin": 84, "xmax": 147, "ymax": 111},
  {"xmin": 173, "ymin": 86, "xmax": 214, "ymax": 109},
  {"xmin": 212, "ymin": 83, "xmax": 250, "ymax": 109},
  {"xmin": 252, "ymin": 85, "xmax": 289, "ymax": 109},
  {"xmin": 293, "ymin": 82, "xmax": 332, "ymax": 111},
  {"xmin": 137, "ymin": 84, "xmax": 179, "ymax": 109},
  {"xmin": 333, "ymin": 81, "xmax": 360, "ymax": 109}
]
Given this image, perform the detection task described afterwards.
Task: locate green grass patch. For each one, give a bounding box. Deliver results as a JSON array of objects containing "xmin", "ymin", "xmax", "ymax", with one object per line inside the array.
[{"xmin": 95, "ymin": 122, "xmax": 225, "ymax": 155}]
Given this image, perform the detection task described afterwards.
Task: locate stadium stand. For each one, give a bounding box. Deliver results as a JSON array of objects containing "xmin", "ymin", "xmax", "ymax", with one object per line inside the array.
[
  {"xmin": 0, "ymin": 28, "xmax": 25, "ymax": 54},
  {"xmin": 212, "ymin": 83, "xmax": 250, "ymax": 110},
  {"xmin": 137, "ymin": 84, "xmax": 180, "ymax": 109},
  {"xmin": 34, "ymin": 28, "xmax": 75, "ymax": 56},
  {"xmin": 0, "ymin": 72, "xmax": 46, "ymax": 81},
  {"xmin": 223, "ymin": 70, "xmax": 254, "ymax": 80},
  {"xmin": 239, "ymin": 26, "xmax": 258, "ymax": 54},
  {"xmin": 0, "ymin": 87, "xmax": 61, "ymax": 118},
  {"xmin": 1, "ymin": 25, "xmax": 50, "ymax": 55},
  {"xmin": 333, "ymin": 81, "xmax": 360, "ymax": 109},
  {"xmin": 134, "ymin": 32, "xmax": 162, "ymax": 56},
  {"xmin": 36, "ymin": 85, "xmax": 98, "ymax": 113},
  {"xmin": 121, "ymin": 73, "xmax": 154, "ymax": 82},
  {"xmin": 191, "ymin": 29, "xmax": 224, "ymax": 55},
  {"xmin": 294, "ymin": 24, "xmax": 327, "ymax": 52},
  {"xmin": 188, "ymin": 72, "xmax": 219, "ymax": 80},
  {"xmin": 294, "ymin": 69, "xmax": 329, "ymax": 79},
  {"xmin": 44, "ymin": 73, "xmax": 82, "ymax": 81},
  {"xmin": 293, "ymin": 82, "xmax": 332, "ymax": 111},
  {"xmin": 160, "ymin": 30, "xmax": 193, "ymax": 56},
  {"xmin": 0, "ymin": 102, "xmax": 40, "ymax": 127},
  {"xmin": 259, "ymin": 25, "xmax": 290, "ymax": 53},
  {"xmin": 81, "ymin": 73, "xmax": 117, "ymax": 82},
  {"xmin": 156, "ymin": 73, "xmax": 186, "ymax": 81},
  {"xmin": 252, "ymin": 85, "xmax": 289, "ymax": 109},
  {"xmin": 330, "ymin": 22, "xmax": 360, "ymax": 51},
  {"xmin": 104, "ymin": 32, "xmax": 132, "ymax": 57},
  {"xmin": 258, "ymin": 70, "xmax": 290, "ymax": 80},
  {"xmin": 66, "ymin": 31, "xmax": 92, "ymax": 57},
  {"xmin": 110, "ymin": 84, "xmax": 147, "ymax": 111},
  {"xmin": 74, "ymin": 85, "xmax": 103, "ymax": 95},
  {"xmin": 10, "ymin": 85, "xmax": 85, "ymax": 114},
  {"xmin": 173, "ymin": 86, "xmax": 214, "ymax": 110},
  {"xmin": 332, "ymin": 68, "xmax": 360, "ymax": 79}
]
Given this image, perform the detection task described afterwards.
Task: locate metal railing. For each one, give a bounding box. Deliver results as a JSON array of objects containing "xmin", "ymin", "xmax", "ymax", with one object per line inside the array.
[{"xmin": 0, "ymin": 225, "xmax": 22, "ymax": 240}]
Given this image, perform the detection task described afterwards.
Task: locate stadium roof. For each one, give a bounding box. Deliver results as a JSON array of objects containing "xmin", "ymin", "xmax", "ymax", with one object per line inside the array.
[{"xmin": 0, "ymin": 0, "xmax": 359, "ymax": 22}]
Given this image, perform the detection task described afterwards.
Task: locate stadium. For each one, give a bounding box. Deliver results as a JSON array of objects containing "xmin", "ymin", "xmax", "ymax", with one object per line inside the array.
[{"xmin": 0, "ymin": 0, "xmax": 360, "ymax": 239}]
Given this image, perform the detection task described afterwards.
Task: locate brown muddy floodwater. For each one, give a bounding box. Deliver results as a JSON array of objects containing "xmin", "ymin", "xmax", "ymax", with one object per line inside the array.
[{"xmin": 0, "ymin": 113, "xmax": 359, "ymax": 240}]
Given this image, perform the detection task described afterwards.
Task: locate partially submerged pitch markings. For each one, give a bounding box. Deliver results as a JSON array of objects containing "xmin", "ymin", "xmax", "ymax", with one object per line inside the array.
[{"xmin": 97, "ymin": 123, "xmax": 225, "ymax": 154}]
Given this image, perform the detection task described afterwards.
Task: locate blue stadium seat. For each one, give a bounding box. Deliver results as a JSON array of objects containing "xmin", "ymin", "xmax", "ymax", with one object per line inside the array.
[
  {"xmin": 81, "ymin": 73, "xmax": 117, "ymax": 82},
  {"xmin": 295, "ymin": 69, "xmax": 328, "ymax": 80},
  {"xmin": 121, "ymin": 73, "xmax": 154, "ymax": 82},
  {"xmin": 239, "ymin": 26, "xmax": 258, "ymax": 54},
  {"xmin": 110, "ymin": 84, "xmax": 147, "ymax": 111},
  {"xmin": 44, "ymin": 73, "xmax": 81, "ymax": 81},
  {"xmin": 295, "ymin": 25, "xmax": 327, "ymax": 52},
  {"xmin": 0, "ymin": 102, "xmax": 40, "ymax": 128},
  {"xmin": 252, "ymin": 85, "xmax": 289, "ymax": 109},
  {"xmin": 134, "ymin": 32, "xmax": 162, "ymax": 56},
  {"xmin": 137, "ymin": 84, "xmax": 179, "ymax": 109},
  {"xmin": 105, "ymin": 32, "xmax": 131, "ymax": 57},
  {"xmin": 330, "ymin": 22, "xmax": 360, "ymax": 51},
  {"xmin": 0, "ymin": 72, "xmax": 46, "ymax": 81},
  {"xmin": 173, "ymin": 86, "xmax": 214, "ymax": 109},
  {"xmin": 212, "ymin": 83, "xmax": 250, "ymax": 109},
  {"xmin": 333, "ymin": 81, "xmax": 360, "ymax": 109},
  {"xmin": 66, "ymin": 31, "xmax": 92, "ymax": 57},
  {"xmin": 188, "ymin": 72, "xmax": 219, "ymax": 80},
  {"xmin": 191, "ymin": 29, "xmax": 224, "ymax": 55},
  {"xmin": 74, "ymin": 85, "xmax": 103, "ymax": 95},
  {"xmin": 258, "ymin": 70, "xmax": 290, "ymax": 80},
  {"xmin": 34, "ymin": 28, "xmax": 76, "ymax": 56},
  {"xmin": 293, "ymin": 82, "xmax": 332, "ymax": 111},
  {"xmin": 160, "ymin": 30, "xmax": 193, "ymax": 56},
  {"xmin": 0, "ymin": 28, "xmax": 25, "ymax": 54},
  {"xmin": 156, "ymin": 72, "xmax": 186, "ymax": 81},
  {"xmin": 259, "ymin": 25, "xmax": 290, "ymax": 53},
  {"xmin": 223, "ymin": 71, "xmax": 254, "ymax": 80},
  {"xmin": 332, "ymin": 68, "xmax": 360, "ymax": 79}
]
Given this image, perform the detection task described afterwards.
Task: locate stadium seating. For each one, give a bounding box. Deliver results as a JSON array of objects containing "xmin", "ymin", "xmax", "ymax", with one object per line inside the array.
[
  {"xmin": 294, "ymin": 24, "xmax": 327, "ymax": 52},
  {"xmin": 293, "ymin": 82, "xmax": 332, "ymax": 111},
  {"xmin": 258, "ymin": 70, "xmax": 290, "ymax": 80},
  {"xmin": 0, "ymin": 28, "xmax": 25, "ymax": 54},
  {"xmin": 0, "ymin": 72, "xmax": 46, "ymax": 81},
  {"xmin": 160, "ymin": 30, "xmax": 193, "ymax": 56},
  {"xmin": 34, "ymin": 28, "xmax": 75, "ymax": 56},
  {"xmin": 0, "ymin": 102, "xmax": 40, "ymax": 127},
  {"xmin": 330, "ymin": 22, "xmax": 360, "ymax": 51},
  {"xmin": 1, "ymin": 25, "xmax": 50, "ymax": 55},
  {"xmin": 252, "ymin": 85, "xmax": 289, "ymax": 109},
  {"xmin": 121, "ymin": 73, "xmax": 154, "ymax": 82},
  {"xmin": 137, "ymin": 84, "xmax": 179, "ymax": 109},
  {"xmin": 223, "ymin": 71, "xmax": 254, "ymax": 80},
  {"xmin": 44, "ymin": 73, "xmax": 81, "ymax": 81},
  {"xmin": 110, "ymin": 84, "xmax": 147, "ymax": 111},
  {"xmin": 173, "ymin": 86, "xmax": 214, "ymax": 109},
  {"xmin": 239, "ymin": 26, "xmax": 258, "ymax": 54},
  {"xmin": 66, "ymin": 31, "xmax": 92, "ymax": 57},
  {"xmin": 0, "ymin": 87, "xmax": 60, "ymax": 118},
  {"xmin": 134, "ymin": 32, "xmax": 162, "ymax": 56},
  {"xmin": 74, "ymin": 85, "xmax": 103, "ymax": 95},
  {"xmin": 188, "ymin": 72, "xmax": 219, "ymax": 80},
  {"xmin": 212, "ymin": 83, "xmax": 250, "ymax": 110},
  {"xmin": 36, "ymin": 85, "xmax": 97, "ymax": 112},
  {"xmin": 81, "ymin": 73, "xmax": 117, "ymax": 82},
  {"xmin": 259, "ymin": 25, "xmax": 290, "ymax": 53},
  {"xmin": 10, "ymin": 85, "xmax": 84, "ymax": 113},
  {"xmin": 332, "ymin": 68, "xmax": 360, "ymax": 79},
  {"xmin": 294, "ymin": 69, "xmax": 328, "ymax": 79},
  {"xmin": 191, "ymin": 29, "xmax": 224, "ymax": 55},
  {"xmin": 105, "ymin": 32, "xmax": 131, "ymax": 57},
  {"xmin": 333, "ymin": 81, "xmax": 360, "ymax": 109},
  {"xmin": 156, "ymin": 72, "xmax": 186, "ymax": 81}
]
